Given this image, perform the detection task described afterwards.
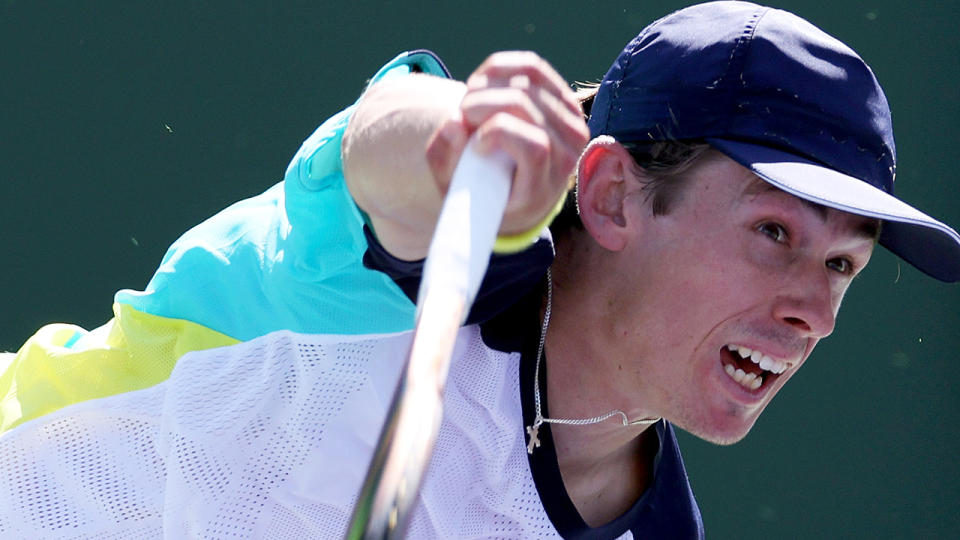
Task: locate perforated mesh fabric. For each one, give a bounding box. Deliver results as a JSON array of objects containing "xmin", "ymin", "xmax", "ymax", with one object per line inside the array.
[
  {"xmin": 0, "ymin": 328, "xmax": 619, "ymax": 538},
  {"xmin": 1, "ymin": 303, "xmax": 238, "ymax": 435}
]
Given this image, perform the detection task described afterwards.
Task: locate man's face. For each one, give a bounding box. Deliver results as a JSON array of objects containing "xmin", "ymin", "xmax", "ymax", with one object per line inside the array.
[{"xmin": 601, "ymin": 151, "xmax": 878, "ymax": 445}]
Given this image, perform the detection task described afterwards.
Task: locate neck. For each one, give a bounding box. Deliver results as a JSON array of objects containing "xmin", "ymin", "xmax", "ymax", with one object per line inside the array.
[
  {"xmin": 549, "ymin": 420, "xmax": 659, "ymax": 526},
  {"xmin": 543, "ymin": 232, "xmax": 660, "ymax": 525},
  {"xmin": 543, "ymin": 336, "xmax": 658, "ymax": 526}
]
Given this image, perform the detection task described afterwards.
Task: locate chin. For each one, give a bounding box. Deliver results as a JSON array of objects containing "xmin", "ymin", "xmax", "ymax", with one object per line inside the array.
[
  {"xmin": 675, "ymin": 412, "xmax": 759, "ymax": 446},
  {"xmin": 696, "ymin": 430, "xmax": 750, "ymax": 447}
]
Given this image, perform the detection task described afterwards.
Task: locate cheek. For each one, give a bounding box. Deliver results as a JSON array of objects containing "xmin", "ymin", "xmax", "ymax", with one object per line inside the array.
[
  {"xmin": 610, "ymin": 224, "xmax": 759, "ymax": 355},
  {"xmin": 831, "ymin": 281, "xmax": 854, "ymax": 314}
]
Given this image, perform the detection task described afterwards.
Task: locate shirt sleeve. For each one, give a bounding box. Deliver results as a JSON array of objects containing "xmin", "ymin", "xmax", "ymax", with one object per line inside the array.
[
  {"xmin": 114, "ymin": 50, "xmax": 456, "ymax": 340},
  {"xmin": 1, "ymin": 51, "xmax": 474, "ymax": 436}
]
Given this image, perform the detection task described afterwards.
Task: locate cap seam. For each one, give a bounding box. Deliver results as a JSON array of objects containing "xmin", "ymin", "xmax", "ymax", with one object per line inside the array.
[
  {"xmin": 711, "ymin": 7, "xmax": 767, "ymax": 90},
  {"xmin": 606, "ymin": 25, "xmax": 654, "ymax": 136},
  {"xmin": 604, "ymin": 7, "xmax": 688, "ymax": 136}
]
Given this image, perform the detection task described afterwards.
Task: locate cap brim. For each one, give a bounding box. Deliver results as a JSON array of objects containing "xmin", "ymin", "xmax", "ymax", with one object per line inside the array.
[{"xmin": 707, "ymin": 138, "xmax": 960, "ymax": 282}]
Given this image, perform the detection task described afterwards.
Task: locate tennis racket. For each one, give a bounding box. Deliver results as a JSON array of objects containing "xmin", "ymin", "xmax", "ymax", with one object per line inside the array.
[{"xmin": 345, "ymin": 137, "xmax": 514, "ymax": 539}]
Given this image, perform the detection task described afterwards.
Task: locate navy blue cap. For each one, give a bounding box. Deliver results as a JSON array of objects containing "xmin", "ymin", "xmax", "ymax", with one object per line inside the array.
[{"xmin": 589, "ymin": 1, "xmax": 960, "ymax": 282}]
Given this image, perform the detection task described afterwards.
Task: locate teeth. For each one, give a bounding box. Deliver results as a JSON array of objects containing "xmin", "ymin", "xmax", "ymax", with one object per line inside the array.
[
  {"xmin": 723, "ymin": 343, "xmax": 792, "ymax": 389},
  {"xmin": 726, "ymin": 344, "xmax": 788, "ymax": 375},
  {"xmin": 723, "ymin": 363, "xmax": 764, "ymax": 390}
]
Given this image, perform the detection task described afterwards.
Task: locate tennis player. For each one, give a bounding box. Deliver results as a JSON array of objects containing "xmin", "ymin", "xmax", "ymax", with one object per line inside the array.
[{"xmin": 2, "ymin": 1, "xmax": 958, "ymax": 538}]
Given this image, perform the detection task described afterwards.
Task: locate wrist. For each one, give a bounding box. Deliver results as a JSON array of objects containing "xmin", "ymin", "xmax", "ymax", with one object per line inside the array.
[{"xmin": 493, "ymin": 189, "xmax": 568, "ymax": 253}]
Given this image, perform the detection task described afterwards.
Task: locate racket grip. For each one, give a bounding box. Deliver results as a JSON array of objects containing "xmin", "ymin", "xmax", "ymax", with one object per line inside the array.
[
  {"xmin": 417, "ymin": 136, "xmax": 514, "ymax": 321},
  {"xmin": 346, "ymin": 137, "xmax": 515, "ymax": 540}
]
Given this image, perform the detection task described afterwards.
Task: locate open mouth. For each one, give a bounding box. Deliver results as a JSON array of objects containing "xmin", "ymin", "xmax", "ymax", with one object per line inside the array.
[{"xmin": 720, "ymin": 344, "xmax": 788, "ymax": 392}]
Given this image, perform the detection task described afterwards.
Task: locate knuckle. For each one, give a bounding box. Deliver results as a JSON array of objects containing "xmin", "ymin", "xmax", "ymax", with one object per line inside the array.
[
  {"xmin": 485, "ymin": 111, "xmax": 516, "ymax": 131},
  {"xmin": 495, "ymin": 50, "xmax": 540, "ymax": 64},
  {"xmin": 484, "ymin": 51, "xmax": 552, "ymax": 77},
  {"xmin": 496, "ymin": 86, "xmax": 534, "ymax": 107},
  {"xmin": 465, "ymin": 72, "xmax": 489, "ymax": 90}
]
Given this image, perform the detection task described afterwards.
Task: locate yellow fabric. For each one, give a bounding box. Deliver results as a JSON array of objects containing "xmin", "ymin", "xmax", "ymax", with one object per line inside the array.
[{"xmin": 0, "ymin": 303, "xmax": 238, "ymax": 436}]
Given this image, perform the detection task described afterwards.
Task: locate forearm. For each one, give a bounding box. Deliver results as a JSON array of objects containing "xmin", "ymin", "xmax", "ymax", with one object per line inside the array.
[{"xmin": 342, "ymin": 52, "xmax": 589, "ymax": 262}]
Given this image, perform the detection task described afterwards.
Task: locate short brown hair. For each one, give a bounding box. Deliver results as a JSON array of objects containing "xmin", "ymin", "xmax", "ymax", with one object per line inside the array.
[{"xmin": 551, "ymin": 86, "xmax": 712, "ymax": 232}]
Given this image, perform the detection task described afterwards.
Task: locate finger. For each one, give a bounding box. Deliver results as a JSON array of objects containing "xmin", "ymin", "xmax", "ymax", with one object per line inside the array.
[
  {"xmin": 473, "ymin": 113, "xmax": 577, "ymax": 234},
  {"xmin": 466, "ymin": 60, "xmax": 587, "ymax": 161},
  {"xmin": 468, "ymin": 52, "xmax": 583, "ymax": 117},
  {"xmin": 528, "ymin": 84, "xmax": 590, "ymax": 163},
  {"xmin": 460, "ymin": 86, "xmax": 546, "ymax": 131},
  {"xmin": 462, "ymin": 79, "xmax": 587, "ymax": 166},
  {"xmin": 465, "ymin": 72, "xmax": 534, "ymax": 92},
  {"xmin": 425, "ymin": 118, "xmax": 469, "ymax": 195},
  {"xmin": 463, "ymin": 66, "xmax": 589, "ymax": 157}
]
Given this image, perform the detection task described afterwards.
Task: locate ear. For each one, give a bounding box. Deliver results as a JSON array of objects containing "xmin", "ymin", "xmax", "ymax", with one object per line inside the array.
[{"xmin": 576, "ymin": 136, "xmax": 638, "ymax": 251}]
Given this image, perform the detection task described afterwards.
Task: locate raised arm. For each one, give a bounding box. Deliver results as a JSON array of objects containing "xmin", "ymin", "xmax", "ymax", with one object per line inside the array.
[{"xmin": 342, "ymin": 51, "xmax": 589, "ymax": 260}]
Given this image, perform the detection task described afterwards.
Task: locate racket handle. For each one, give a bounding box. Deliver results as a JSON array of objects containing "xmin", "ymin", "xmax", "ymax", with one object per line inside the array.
[
  {"xmin": 417, "ymin": 137, "xmax": 514, "ymax": 322},
  {"xmin": 346, "ymin": 138, "xmax": 514, "ymax": 540}
]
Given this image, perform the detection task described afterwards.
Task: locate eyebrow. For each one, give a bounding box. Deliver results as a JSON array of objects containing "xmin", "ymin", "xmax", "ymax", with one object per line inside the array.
[
  {"xmin": 747, "ymin": 178, "xmax": 881, "ymax": 240},
  {"xmin": 798, "ymin": 198, "xmax": 881, "ymax": 240}
]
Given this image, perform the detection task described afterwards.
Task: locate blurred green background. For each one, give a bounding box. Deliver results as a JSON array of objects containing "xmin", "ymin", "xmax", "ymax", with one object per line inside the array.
[{"xmin": 1, "ymin": 1, "xmax": 957, "ymax": 537}]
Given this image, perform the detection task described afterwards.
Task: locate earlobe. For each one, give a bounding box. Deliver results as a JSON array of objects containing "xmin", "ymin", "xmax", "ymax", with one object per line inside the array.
[{"xmin": 576, "ymin": 137, "xmax": 637, "ymax": 251}]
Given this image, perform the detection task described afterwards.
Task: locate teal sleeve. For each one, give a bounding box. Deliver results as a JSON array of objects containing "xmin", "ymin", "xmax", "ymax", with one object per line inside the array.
[{"xmin": 115, "ymin": 51, "xmax": 452, "ymax": 340}]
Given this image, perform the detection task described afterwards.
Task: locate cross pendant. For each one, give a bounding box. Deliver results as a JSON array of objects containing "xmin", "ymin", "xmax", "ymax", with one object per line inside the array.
[{"xmin": 526, "ymin": 425, "xmax": 541, "ymax": 454}]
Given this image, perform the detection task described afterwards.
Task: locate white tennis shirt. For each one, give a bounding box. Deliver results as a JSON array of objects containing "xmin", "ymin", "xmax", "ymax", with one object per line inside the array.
[{"xmin": 0, "ymin": 325, "xmax": 637, "ymax": 538}]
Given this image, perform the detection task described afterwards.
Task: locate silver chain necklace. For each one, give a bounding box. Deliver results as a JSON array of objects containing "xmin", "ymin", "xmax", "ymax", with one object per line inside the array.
[{"xmin": 525, "ymin": 268, "xmax": 661, "ymax": 454}]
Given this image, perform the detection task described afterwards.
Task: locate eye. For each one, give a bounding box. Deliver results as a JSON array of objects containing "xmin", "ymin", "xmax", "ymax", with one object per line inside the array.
[
  {"xmin": 826, "ymin": 257, "xmax": 853, "ymax": 275},
  {"xmin": 757, "ymin": 222, "xmax": 788, "ymax": 244}
]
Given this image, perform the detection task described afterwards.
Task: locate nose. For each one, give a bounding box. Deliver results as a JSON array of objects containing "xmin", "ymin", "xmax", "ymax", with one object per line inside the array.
[{"xmin": 771, "ymin": 267, "xmax": 838, "ymax": 339}]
